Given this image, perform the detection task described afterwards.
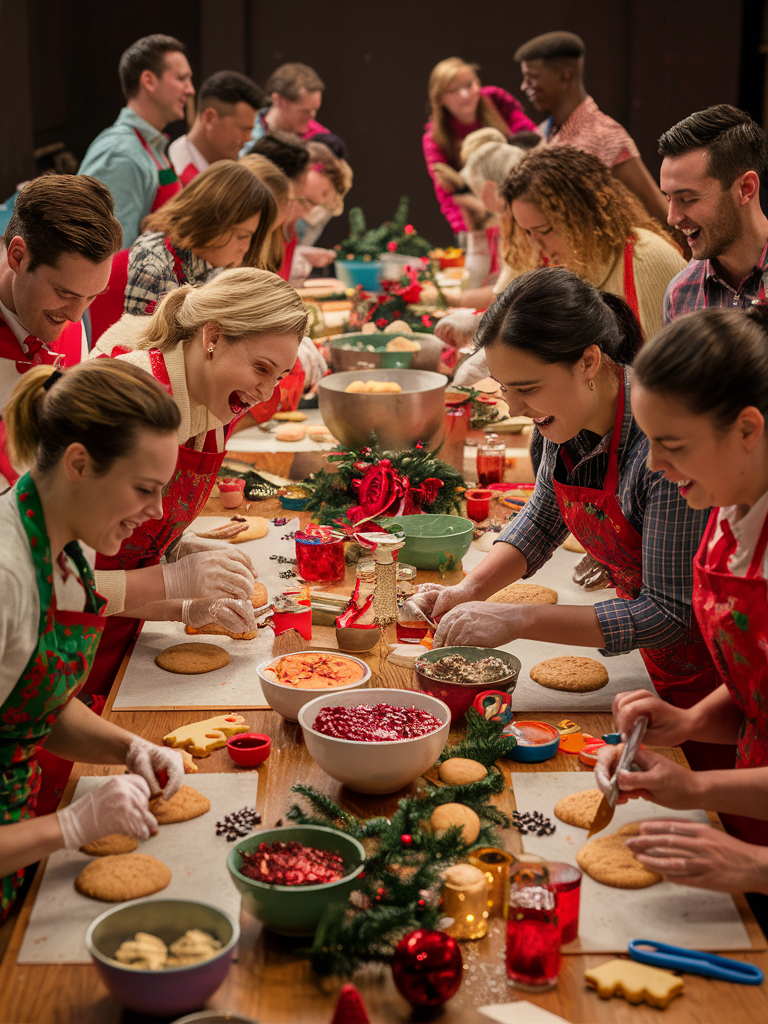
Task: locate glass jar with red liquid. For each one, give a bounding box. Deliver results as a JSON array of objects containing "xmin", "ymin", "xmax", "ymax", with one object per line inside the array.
[
  {"xmin": 442, "ymin": 397, "xmax": 471, "ymax": 473},
  {"xmin": 476, "ymin": 435, "xmax": 506, "ymax": 488},
  {"xmin": 295, "ymin": 527, "xmax": 346, "ymax": 584},
  {"xmin": 547, "ymin": 862, "xmax": 582, "ymax": 945},
  {"xmin": 505, "ymin": 884, "xmax": 560, "ymax": 990}
]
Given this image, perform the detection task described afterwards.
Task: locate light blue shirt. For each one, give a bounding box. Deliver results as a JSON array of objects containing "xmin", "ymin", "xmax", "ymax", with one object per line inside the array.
[
  {"xmin": 239, "ymin": 107, "xmax": 269, "ymax": 158},
  {"xmin": 78, "ymin": 108, "xmax": 172, "ymax": 248}
]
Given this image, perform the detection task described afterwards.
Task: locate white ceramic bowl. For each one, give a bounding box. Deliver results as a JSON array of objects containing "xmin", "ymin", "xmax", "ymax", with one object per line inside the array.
[
  {"xmin": 257, "ymin": 651, "xmax": 372, "ymax": 722},
  {"xmin": 297, "ymin": 687, "xmax": 451, "ymax": 794}
]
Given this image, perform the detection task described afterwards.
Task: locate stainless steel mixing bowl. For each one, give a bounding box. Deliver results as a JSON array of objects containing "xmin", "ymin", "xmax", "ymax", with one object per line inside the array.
[{"xmin": 318, "ymin": 369, "xmax": 447, "ymax": 450}]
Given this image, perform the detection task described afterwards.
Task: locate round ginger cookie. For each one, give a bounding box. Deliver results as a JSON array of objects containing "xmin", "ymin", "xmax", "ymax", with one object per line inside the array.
[
  {"xmin": 438, "ymin": 758, "xmax": 488, "ymax": 786},
  {"xmin": 228, "ymin": 516, "xmax": 269, "ymax": 543},
  {"xmin": 530, "ymin": 656, "xmax": 608, "ymax": 693},
  {"xmin": 576, "ymin": 822, "xmax": 662, "ymax": 889},
  {"xmin": 488, "ymin": 583, "xmax": 558, "ymax": 605},
  {"xmin": 155, "ymin": 642, "xmax": 230, "ymax": 675},
  {"xmin": 554, "ymin": 788, "xmax": 604, "ymax": 829},
  {"xmin": 150, "ymin": 784, "xmax": 211, "ymax": 825},
  {"xmin": 80, "ymin": 833, "xmax": 138, "ymax": 857},
  {"xmin": 430, "ymin": 803, "xmax": 481, "ymax": 845},
  {"xmin": 75, "ymin": 853, "xmax": 171, "ymax": 901},
  {"xmin": 252, "ymin": 581, "xmax": 268, "ymax": 607}
]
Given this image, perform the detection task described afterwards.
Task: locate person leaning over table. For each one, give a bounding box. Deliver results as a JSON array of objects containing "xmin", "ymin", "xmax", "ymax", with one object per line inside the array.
[
  {"xmin": 594, "ymin": 305, "xmax": 768, "ymax": 928},
  {"xmin": 0, "ymin": 359, "xmax": 185, "ymax": 921},
  {"xmin": 83, "ymin": 268, "xmax": 308, "ymax": 702},
  {"xmin": 414, "ymin": 266, "xmax": 730, "ymax": 773}
]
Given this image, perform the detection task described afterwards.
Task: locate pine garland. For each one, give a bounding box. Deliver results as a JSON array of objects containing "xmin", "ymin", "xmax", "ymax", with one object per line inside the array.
[
  {"xmin": 285, "ymin": 711, "xmax": 514, "ymax": 976},
  {"xmin": 336, "ymin": 197, "xmax": 433, "ymax": 262}
]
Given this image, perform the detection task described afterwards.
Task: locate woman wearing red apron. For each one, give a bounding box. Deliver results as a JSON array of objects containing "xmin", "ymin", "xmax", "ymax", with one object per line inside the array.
[
  {"xmin": 416, "ymin": 268, "xmax": 727, "ymax": 771},
  {"xmin": 85, "ymin": 267, "xmax": 307, "ymax": 700},
  {"xmin": 0, "ymin": 359, "xmax": 186, "ymax": 920},
  {"xmin": 596, "ymin": 305, "xmax": 768, "ymax": 916}
]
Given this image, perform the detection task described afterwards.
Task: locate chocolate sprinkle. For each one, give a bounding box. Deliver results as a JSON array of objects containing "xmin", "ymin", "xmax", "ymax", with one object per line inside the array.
[
  {"xmin": 215, "ymin": 806, "xmax": 262, "ymax": 842},
  {"xmin": 512, "ymin": 810, "xmax": 556, "ymax": 837}
]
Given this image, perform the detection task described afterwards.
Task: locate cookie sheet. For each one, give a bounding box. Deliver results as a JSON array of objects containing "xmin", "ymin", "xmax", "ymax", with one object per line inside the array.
[
  {"xmin": 460, "ymin": 544, "xmax": 657, "ymax": 713},
  {"xmin": 112, "ymin": 516, "xmax": 302, "ymax": 710},
  {"xmin": 18, "ymin": 774, "xmax": 259, "ymax": 964},
  {"xmin": 510, "ymin": 771, "xmax": 752, "ymax": 952}
]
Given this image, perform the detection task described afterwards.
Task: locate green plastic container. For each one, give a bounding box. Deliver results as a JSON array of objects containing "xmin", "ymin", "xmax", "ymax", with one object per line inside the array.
[
  {"xmin": 387, "ymin": 514, "xmax": 474, "ymax": 570},
  {"xmin": 227, "ymin": 825, "xmax": 365, "ymax": 936}
]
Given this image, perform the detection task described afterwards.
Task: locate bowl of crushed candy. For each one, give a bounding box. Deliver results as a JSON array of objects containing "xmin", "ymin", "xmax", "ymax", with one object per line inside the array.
[
  {"xmin": 414, "ymin": 647, "xmax": 521, "ymax": 722},
  {"xmin": 297, "ymin": 687, "xmax": 451, "ymax": 794},
  {"xmin": 227, "ymin": 825, "xmax": 365, "ymax": 936},
  {"xmin": 85, "ymin": 898, "xmax": 239, "ymax": 1017},
  {"xmin": 257, "ymin": 650, "xmax": 371, "ymax": 723}
]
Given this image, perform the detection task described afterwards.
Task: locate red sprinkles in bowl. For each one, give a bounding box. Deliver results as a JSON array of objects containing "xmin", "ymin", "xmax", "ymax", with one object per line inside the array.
[
  {"xmin": 312, "ymin": 702, "xmax": 443, "ymax": 741},
  {"xmin": 239, "ymin": 841, "xmax": 346, "ymax": 885}
]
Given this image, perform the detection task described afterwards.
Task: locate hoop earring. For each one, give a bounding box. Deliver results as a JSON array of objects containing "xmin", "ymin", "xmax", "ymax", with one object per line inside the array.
[{"xmin": 588, "ymin": 379, "xmax": 595, "ymax": 391}]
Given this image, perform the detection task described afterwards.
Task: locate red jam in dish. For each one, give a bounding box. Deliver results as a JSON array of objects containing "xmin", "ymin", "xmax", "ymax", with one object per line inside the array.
[
  {"xmin": 516, "ymin": 721, "xmax": 559, "ymax": 745},
  {"xmin": 239, "ymin": 841, "xmax": 345, "ymax": 885},
  {"xmin": 312, "ymin": 702, "xmax": 443, "ymax": 741}
]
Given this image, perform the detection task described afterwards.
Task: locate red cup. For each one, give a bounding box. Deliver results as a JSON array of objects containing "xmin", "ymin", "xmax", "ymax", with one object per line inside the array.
[
  {"xmin": 465, "ymin": 488, "xmax": 493, "ymax": 521},
  {"xmin": 218, "ymin": 477, "xmax": 246, "ymax": 509},
  {"xmin": 226, "ymin": 733, "xmax": 271, "ymax": 767},
  {"xmin": 547, "ymin": 862, "xmax": 582, "ymax": 944}
]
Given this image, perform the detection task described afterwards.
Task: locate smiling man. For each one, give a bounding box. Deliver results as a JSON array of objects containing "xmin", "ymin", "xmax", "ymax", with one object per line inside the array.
[
  {"xmin": 660, "ymin": 105, "xmax": 768, "ymax": 323},
  {"xmin": 0, "ymin": 174, "xmax": 123, "ymax": 483},
  {"xmin": 79, "ymin": 34, "xmax": 194, "ymax": 247}
]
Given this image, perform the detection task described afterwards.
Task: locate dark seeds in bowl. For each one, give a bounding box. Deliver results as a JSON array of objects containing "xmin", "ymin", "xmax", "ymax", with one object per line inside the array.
[{"xmin": 415, "ymin": 654, "xmax": 512, "ymax": 685}]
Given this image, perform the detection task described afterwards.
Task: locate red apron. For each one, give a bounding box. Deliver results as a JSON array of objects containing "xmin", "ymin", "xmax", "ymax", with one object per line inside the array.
[
  {"xmin": 179, "ymin": 163, "xmax": 199, "ymax": 186},
  {"xmin": 0, "ymin": 315, "xmax": 84, "ymax": 484},
  {"xmin": 692, "ymin": 509, "xmax": 768, "ymax": 845},
  {"xmin": 84, "ymin": 348, "xmax": 227, "ymax": 696},
  {"xmin": 622, "ymin": 237, "xmax": 640, "ymax": 327},
  {"xmin": 132, "ymin": 129, "xmax": 182, "ymax": 212},
  {"xmin": 551, "ymin": 370, "xmax": 729, "ymax": 771}
]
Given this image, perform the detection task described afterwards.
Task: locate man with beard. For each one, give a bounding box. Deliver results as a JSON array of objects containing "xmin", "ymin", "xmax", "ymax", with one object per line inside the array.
[{"xmin": 661, "ymin": 105, "xmax": 768, "ymax": 322}]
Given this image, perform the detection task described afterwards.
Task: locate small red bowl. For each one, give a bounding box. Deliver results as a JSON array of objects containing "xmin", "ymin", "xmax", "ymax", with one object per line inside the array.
[{"xmin": 226, "ymin": 733, "xmax": 271, "ymax": 767}]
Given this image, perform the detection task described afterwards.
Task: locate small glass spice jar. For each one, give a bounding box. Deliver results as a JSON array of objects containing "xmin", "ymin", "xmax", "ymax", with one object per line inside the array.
[{"xmin": 295, "ymin": 526, "xmax": 346, "ymax": 584}]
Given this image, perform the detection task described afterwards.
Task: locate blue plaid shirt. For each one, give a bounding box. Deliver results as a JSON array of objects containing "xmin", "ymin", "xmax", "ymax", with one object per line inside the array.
[
  {"xmin": 497, "ymin": 373, "xmax": 711, "ymax": 655},
  {"xmin": 663, "ymin": 240, "xmax": 768, "ymax": 323}
]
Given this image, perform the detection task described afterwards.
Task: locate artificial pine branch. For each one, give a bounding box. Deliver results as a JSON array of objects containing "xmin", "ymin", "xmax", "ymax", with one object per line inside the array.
[{"xmin": 436, "ymin": 707, "xmax": 515, "ymax": 766}]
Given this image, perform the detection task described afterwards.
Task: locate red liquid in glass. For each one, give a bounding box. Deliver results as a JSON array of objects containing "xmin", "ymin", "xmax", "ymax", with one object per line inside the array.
[
  {"xmin": 477, "ymin": 451, "xmax": 505, "ymax": 488},
  {"xmin": 505, "ymin": 912, "xmax": 561, "ymax": 988},
  {"xmin": 396, "ymin": 620, "xmax": 430, "ymax": 644},
  {"xmin": 295, "ymin": 539, "xmax": 346, "ymax": 584},
  {"xmin": 552, "ymin": 879, "xmax": 581, "ymax": 944}
]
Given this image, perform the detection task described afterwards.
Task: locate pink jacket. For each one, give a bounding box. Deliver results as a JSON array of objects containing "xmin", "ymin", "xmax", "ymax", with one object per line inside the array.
[{"xmin": 422, "ymin": 85, "xmax": 535, "ymax": 235}]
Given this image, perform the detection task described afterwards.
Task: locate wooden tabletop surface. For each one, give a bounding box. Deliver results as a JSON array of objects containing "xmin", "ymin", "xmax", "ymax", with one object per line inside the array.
[{"xmin": 1, "ymin": 496, "xmax": 766, "ymax": 1023}]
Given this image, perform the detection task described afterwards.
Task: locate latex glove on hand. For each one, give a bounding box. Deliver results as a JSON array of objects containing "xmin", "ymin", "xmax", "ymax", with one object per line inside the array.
[
  {"xmin": 434, "ymin": 309, "xmax": 481, "ymax": 348},
  {"xmin": 594, "ymin": 744, "xmax": 697, "ymax": 810},
  {"xmin": 125, "ymin": 736, "xmax": 184, "ymax": 799},
  {"xmin": 625, "ymin": 820, "xmax": 768, "ymax": 893},
  {"xmin": 433, "ymin": 601, "xmax": 519, "ymax": 649},
  {"xmin": 168, "ymin": 531, "xmax": 256, "ymax": 569},
  {"xmin": 162, "ymin": 548, "xmax": 255, "ymax": 602},
  {"xmin": 612, "ymin": 690, "xmax": 694, "ymax": 749},
  {"xmin": 297, "ymin": 337, "xmax": 328, "ymax": 390},
  {"xmin": 57, "ymin": 775, "xmax": 157, "ymax": 848},
  {"xmin": 182, "ymin": 597, "xmax": 258, "ymax": 634}
]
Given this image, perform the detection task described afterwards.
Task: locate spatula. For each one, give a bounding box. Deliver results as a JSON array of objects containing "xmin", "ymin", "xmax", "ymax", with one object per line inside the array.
[{"xmin": 587, "ymin": 716, "xmax": 648, "ymax": 837}]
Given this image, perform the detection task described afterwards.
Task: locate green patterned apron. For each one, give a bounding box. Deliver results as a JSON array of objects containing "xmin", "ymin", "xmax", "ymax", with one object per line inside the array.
[{"xmin": 0, "ymin": 473, "xmax": 105, "ymax": 919}]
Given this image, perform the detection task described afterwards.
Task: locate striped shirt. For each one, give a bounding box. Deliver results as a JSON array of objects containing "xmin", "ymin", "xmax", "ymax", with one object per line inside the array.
[
  {"xmin": 663, "ymin": 239, "xmax": 768, "ymax": 322},
  {"xmin": 497, "ymin": 372, "xmax": 711, "ymax": 655}
]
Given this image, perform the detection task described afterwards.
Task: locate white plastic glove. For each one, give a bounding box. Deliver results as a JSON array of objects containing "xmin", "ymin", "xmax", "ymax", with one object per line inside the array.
[
  {"xmin": 182, "ymin": 597, "xmax": 258, "ymax": 633},
  {"xmin": 297, "ymin": 336, "xmax": 328, "ymax": 389},
  {"xmin": 167, "ymin": 531, "xmax": 255, "ymax": 566},
  {"xmin": 57, "ymin": 775, "xmax": 157, "ymax": 848},
  {"xmin": 162, "ymin": 548, "xmax": 255, "ymax": 601},
  {"xmin": 125, "ymin": 735, "xmax": 185, "ymax": 799}
]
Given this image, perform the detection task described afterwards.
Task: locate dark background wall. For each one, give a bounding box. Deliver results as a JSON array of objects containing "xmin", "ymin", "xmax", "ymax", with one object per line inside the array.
[{"xmin": 1, "ymin": 0, "xmax": 763, "ymax": 247}]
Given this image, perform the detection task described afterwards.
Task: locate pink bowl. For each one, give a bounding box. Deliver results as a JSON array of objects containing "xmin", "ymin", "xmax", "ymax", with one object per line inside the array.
[{"xmin": 226, "ymin": 733, "xmax": 271, "ymax": 767}]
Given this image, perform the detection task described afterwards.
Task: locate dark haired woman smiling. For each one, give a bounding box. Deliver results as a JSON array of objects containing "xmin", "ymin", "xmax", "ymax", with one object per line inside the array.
[{"xmin": 415, "ymin": 267, "xmax": 730, "ymax": 771}]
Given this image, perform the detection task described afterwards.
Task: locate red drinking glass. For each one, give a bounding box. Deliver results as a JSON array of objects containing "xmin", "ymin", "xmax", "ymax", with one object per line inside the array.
[
  {"xmin": 505, "ymin": 885, "xmax": 560, "ymax": 990},
  {"xmin": 477, "ymin": 435, "xmax": 506, "ymax": 488},
  {"xmin": 396, "ymin": 620, "xmax": 430, "ymax": 644},
  {"xmin": 547, "ymin": 862, "xmax": 582, "ymax": 944},
  {"xmin": 295, "ymin": 531, "xmax": 346, "ymax": 584}
]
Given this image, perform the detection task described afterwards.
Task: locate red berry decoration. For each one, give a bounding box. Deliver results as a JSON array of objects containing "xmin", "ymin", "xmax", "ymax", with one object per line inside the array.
[
  {"xmin": 331, "ymin": 982, "xmax": 370, "ymax": 1024},
  {"xmin": 401, "ymin": 833, "xmax": 413, "ymax": 847},
  {"xmin": 391, "ymin": 929, "xmax": 463, "ymax": 1007}
]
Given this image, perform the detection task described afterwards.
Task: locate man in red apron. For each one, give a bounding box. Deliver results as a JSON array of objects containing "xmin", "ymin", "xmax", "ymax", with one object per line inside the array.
[
  {"xmin": 0, "ymin": 175, "xmax": 122, "ymax": 484},
  {"xmin": 78, "ymin": 34, "xmax": 193, "ymax": 247}
]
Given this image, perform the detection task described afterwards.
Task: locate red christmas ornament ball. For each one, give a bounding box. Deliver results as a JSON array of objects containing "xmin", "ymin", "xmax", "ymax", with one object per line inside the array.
[
  {"xmin": 391, "ymin": 929, "xmax": 463, "ymax": 1007},
  {"xmin": 401, "ymin": 833, "xmax": 413, "ymax": 846}
]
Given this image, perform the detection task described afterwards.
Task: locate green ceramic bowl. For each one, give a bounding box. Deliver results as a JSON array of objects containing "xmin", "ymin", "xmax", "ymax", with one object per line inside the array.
[
  {"xmin": 387, "ymin": 514, "xmax": 474, "ymax": 570},
  {"xmin": 329, "ymin": 333, "xmax": 414, "ymax": 370},
  {"xmin": 227, "ymin": 825, "xmax": 365, "ymax": 936}
]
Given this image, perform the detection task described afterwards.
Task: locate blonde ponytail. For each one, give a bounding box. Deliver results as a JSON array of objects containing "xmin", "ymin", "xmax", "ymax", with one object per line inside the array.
[
  {"xmin": 4, "ymin": 365, "xmax": 58, "ymax": 470},
  {"xmin": 139, "ymin": 267, "xmax": 309, "ymax": 351}
]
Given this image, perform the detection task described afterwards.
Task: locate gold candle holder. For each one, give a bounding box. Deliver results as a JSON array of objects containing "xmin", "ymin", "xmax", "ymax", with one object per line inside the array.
[
  {"xmin": 440, "ymin": 863, "xmax": 489, "ymax": 940},
  {"xmin": 467, "ymin": 847, "xmax": 517, "ymax": 918}
]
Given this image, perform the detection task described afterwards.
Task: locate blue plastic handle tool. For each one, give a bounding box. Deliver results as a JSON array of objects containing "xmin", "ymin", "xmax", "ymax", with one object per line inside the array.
[
  {"xmin": 602, "ymin": 732, "xmax": 621, "ymax": 744},
  {"xmin": 628, "ymin": 939, "xmax": 764, "ymax": 984}
]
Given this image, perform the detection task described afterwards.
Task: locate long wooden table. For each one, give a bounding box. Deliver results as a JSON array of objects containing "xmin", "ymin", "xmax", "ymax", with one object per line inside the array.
[{"xmin": 1, "ymin": 498, "xmax": 767, "ymax": 1023}]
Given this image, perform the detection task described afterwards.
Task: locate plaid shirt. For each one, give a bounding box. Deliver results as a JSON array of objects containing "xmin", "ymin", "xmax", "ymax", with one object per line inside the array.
[
  {"xmin": 124, "ymin": 232, "xmax": 218, "ymax": 315},
  {"xmin": 663, "ymin": 239, "xmax": 768, "ymax": 322},
  {"xmin": 497, "ymin": 372, "xmax": 710, "ymax": 655}
]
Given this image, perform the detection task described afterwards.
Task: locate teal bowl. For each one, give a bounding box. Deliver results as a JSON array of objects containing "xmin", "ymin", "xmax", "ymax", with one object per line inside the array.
[
  {"xmin": 387, "ymin": 514, "xmax": 474, "ymax": 570},
  {"xmin": 329, "ymin": 332, "xmax": 414, "ymax": 371},
  {"xmin": 227, "ymin": 825, "xmax": 365, "ymax": 936},
  {"xmin": 334, "ymin": 259, "xmax": 382, "ymax": 291}
]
